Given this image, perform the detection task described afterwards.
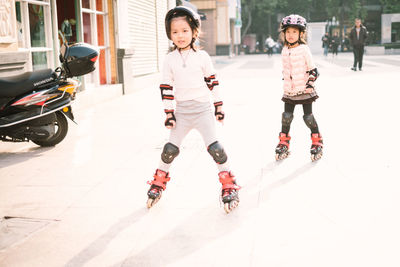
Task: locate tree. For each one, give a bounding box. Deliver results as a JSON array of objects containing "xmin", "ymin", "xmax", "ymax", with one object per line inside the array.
[
  {"xmin": 380, "ymin": 0, "xmax": 400, "ymax": 13},
  {"xmin": 241, "ymin": 0, "xmax": 324, "ymax": 40},
  {"xmin": 241, "ymin": 0, "xmax": 279, "ymax": 38},
  {"xmin": 240, "ymin": 0, "xmax": 254, "ymax": 38},
  {"xmin": 240, "ymin": 0, "xmax": 375, "ymax": 44},
  {"xmin": 275, "ymin": 0, "xmax": 314, "ymax": 18},
  {"xmin": 326, "ymin": 0, "xmax": 367, "ymax": 22}
]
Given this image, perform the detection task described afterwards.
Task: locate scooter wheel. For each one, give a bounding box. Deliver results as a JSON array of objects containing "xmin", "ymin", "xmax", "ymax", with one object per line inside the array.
[{"xmin": 32, "ymin": 111, "xmax": 68, "ymax": 147}]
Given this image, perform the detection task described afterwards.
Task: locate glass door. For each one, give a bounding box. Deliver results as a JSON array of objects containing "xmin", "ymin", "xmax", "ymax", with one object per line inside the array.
[
  {"xmin": 15, "ymin": 0, "xmax": 53, "ymax": 71},
  {"xmin": 81, "ymin": 0, "xmax": 109, "ymax": 85}
]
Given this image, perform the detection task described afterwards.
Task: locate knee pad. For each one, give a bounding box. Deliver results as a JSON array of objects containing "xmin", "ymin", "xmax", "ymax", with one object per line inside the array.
[
  {"xmin": 207, "ymin": 141, "xmax": 227, "ymax": 164},
  {"xmin": 282, "ymin": 112, "xmax": 294, "ymax": 127},
  {"xmin": 161, "ymin": 142, "xmax": 179, "ymax": 164},
  {"xmin": 303, "ymin": 114, "xmax": 318, "ymax": 129}
]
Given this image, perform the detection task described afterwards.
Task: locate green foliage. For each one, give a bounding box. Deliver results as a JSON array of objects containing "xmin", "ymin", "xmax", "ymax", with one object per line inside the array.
[
  {"xmin": 380, "ymin": 0, "xmax": 400, "ymax": 13},
  {"xmin": 348, "ymin": 0, "xmax": 367, "ymax": 21},
  {"xmin": 241, "ymin": 0, "xmax": 314, "ymax": 38},
  {"xmin": 275, "ymin": 0, "xmax": 313, "ymax": 16},
  {"xmin": 326, "ymin": 0, "xmax": 367, "ymax": 21},
  {"xmin": 240, "ymin": 0, "xmax": 378, "ymax": 41},
  {"xmin": 241, "ymin": 0, "xmax": 279, "ymax": 38},
  {"xmin": 326, "ymin": 0, "xmax": 341, "ymax": 18}
]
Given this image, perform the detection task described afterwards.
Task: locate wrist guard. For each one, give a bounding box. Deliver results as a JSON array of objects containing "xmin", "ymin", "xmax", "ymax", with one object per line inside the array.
[
  {"xmin": 306, "ymin": 68, "xmax": 319, "ymax": 89},
  {"xmin": 214, "ymin": 101, "xmax": 225, "ymax": 121},
  {"xmin": 307, "ymin": 68, "xmax": 319, "ymax": 81}
]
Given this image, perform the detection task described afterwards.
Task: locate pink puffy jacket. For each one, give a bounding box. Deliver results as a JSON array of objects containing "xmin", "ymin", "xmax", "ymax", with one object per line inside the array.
[{"xmin": 281, "ymin": 44, "xmax": 316, "ymax": 96}]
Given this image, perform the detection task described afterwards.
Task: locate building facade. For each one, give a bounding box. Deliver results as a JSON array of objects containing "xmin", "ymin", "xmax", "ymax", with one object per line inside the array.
[
  {"xmin": 0, "ymin": 0, "xmax": 175, "ymax": 95},
  {"xmin": 0, "ymin": 0, "xmax": 118, "ymax": 86},
  {"xmin": 190, "ymin": 0, "xmax": 241, "ymax": 56},
  {"xmin": 115, "ymin": 0, "xmax": 174, "ymax": 93}
]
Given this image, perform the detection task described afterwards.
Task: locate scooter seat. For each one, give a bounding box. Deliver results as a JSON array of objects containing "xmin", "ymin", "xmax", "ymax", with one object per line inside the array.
[{"xmin": 0, "ymin": 69, "xmax": 57, "ymax": 97}]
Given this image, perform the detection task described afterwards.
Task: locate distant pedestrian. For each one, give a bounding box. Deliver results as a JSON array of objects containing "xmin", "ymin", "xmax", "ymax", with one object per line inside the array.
[
  {"xmin": 321, "ymin": 32, "xmax": 329, "ymax": 57},
  {"xmin": 146, "ymin": 6, "xmax": 240, "ymax": 213},
  {"xmin": 349, "ymin": 18, "xmax": 368, "ymax": 71},
  {"xmin": 275, "ymin": 14, "xmax": 323, "ymax": 162},
  {"xmin": 265, "ymin": 35, "xmax": 275, "ymax": 56},
  {"xmin": 342, "ymin": 35, "xmax": 350, "ymax": 51},
  {"xmin": 330, "ymin": 32, "xmax": 340, "ymax": 57}
]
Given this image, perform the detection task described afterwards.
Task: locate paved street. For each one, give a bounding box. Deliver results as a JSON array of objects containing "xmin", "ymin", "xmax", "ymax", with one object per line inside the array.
[{"xmin": 1, "ymin": 52, "xmax": 400, "ymax": 267}]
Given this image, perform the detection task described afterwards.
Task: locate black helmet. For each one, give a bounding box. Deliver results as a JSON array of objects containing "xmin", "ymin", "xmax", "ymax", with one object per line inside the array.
[
  {"xmin": 165, "ymin": 6, "xmax": 200, "ymax": 40},
  {"xmin": 281, "ymin": 14, "xmax": 307, "ymax": 31}
]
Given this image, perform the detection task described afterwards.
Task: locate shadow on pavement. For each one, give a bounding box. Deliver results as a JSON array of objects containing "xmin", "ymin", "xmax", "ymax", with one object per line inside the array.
[
  {"xmin": 66, "ymin": 161, "xmax": 316, "ymax": 267},
  {"xmin": 118, "ymin": 162, "xmax": 315, "ymax": 266},
  {"xmin": 259, "ymin": 161, "xmax": 317, "ymax": 203},
  {"xmin": 113, "ymin": 207, "xmax": 244, "ymax": 267},
  {"xmin": 0, "ymin": 146, "xmax": 54, "ymax": 169},
  {"xmin": 65, "ymin": 208, "xmax": 148, "ymax": 267}
]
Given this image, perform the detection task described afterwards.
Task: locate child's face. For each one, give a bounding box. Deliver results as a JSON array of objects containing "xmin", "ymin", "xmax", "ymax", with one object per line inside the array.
[
  {"xmin": 170, "ymin": 17, "xmax": 193, "ymax": 50},
  {"xmin": 285, "ymin": 27, "xmax": 302, "ymax": 44}
]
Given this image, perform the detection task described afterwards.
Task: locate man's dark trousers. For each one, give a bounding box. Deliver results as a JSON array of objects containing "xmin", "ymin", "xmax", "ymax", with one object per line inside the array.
[{"xmin": 353, "ymin": 45, "xmax": 364, "ymax": 70}]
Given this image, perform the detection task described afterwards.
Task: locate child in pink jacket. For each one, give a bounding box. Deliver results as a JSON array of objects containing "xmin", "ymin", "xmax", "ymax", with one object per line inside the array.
[{"xmin": 275, "ymin": 14, "xmax": 323, "ymax": 162}]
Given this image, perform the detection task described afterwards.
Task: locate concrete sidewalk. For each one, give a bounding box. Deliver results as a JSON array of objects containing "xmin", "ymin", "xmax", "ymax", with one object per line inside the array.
[{"xmin": 1, "ymin": 53, "xmax": 400, "ymax": 267}]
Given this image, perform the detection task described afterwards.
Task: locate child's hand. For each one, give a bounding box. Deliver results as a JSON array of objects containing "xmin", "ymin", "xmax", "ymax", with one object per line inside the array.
[
  {"xmin": 215, "ymin": 105, "xmax": 225, "ymax": 123},
  {"xmin": 305, "ymin": 87, "xmax": 314, "ymax": 94},
  {"xmin": 165, "ymin": 112, "xmax": 176, "ymax": 129}
]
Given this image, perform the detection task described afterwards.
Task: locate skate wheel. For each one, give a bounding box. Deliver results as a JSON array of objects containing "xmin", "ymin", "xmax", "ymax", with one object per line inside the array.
[
  {"xmin": 147, "ymin": 198, "xmax": 155, "ymax": 208},
  {"xmin": 311, "ymin": 152, "xmax": 323, "ymax": 162},
  {"xmin": 224, "ymin": 200, "xmax": 239, "ymax": 214},
  {"xmin": 224, "ymin": 203, "xmax": 231, "ymax": 213},
  {"xmin": 276, "ymin": 152, "xmax": 289, "ymax": 161},
  {"xmin": 147, "ymin": 196, "xmax": 160, "ymax": 209}
]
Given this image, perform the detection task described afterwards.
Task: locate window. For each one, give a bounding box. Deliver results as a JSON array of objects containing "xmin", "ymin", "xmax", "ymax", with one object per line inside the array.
[
  {"xmin": 392, "ymin": 22, "xmax": 400, "ymax": 43},
  {"xmin": 15, "ymin": 0, "xmax": 53, "ymax": 71},
  {"xmin": 81, "ymin": 0, "xmax": 109, "ymax": 85}
]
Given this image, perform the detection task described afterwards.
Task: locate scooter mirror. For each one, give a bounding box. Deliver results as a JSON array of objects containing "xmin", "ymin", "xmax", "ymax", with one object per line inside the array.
[{"xmin": 59, "ymin": 43, "xmax": 68, "ymax": 63}]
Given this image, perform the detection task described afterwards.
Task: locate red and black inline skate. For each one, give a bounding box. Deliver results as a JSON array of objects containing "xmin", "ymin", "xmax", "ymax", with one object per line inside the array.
[
  {"xmin": 219, "ymin": 171, "xmax": 240, "ymax": 213},
  {"xmin": 147, "ymin": 169, "xmax": 170, "ymax": 208},
  {"xmin": 275, "ymin": 132, "xmax": 291, "ymax": 161},
  {"xmin": 310, "ymin": 133, "xmax": 323, "ymax": 161}
]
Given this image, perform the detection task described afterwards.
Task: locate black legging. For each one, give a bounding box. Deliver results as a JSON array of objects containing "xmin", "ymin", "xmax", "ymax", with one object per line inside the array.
[
  {"xmin": 281, "ymin": 103, "xmax": 319, "ymax": 134},
  {"xmin": 353, "ymin": 45, "xmax": 364, "ymax": 69},
  {"xmin": 332, "ymin": 45, "xmax": 338, "ymax": 55}
]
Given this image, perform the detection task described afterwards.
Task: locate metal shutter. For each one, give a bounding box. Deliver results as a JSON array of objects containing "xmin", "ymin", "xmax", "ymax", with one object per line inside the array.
[
  {"xmin": 156, "ymin": 0, "xmax": 169, "ymax": 70},
  {"xmin": 127, "ymin": 0, "xmax": 157, "ymax": 76}
]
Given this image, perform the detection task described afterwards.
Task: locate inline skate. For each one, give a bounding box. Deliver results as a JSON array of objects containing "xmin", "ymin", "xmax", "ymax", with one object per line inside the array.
[
  {"xmin": 310, "ymin": 133, "xmax": 323, "ymax": 161},
  {"xmin": 275, "ymin": 132, "xmax": 291, "ymax": 161},
  {"xmin": 147, "ymin": 169, "xmax": 170, "ymax": 208},
  {"xmin": 219, "ymin": 171, "xmax": 240, "ymax": 213}
]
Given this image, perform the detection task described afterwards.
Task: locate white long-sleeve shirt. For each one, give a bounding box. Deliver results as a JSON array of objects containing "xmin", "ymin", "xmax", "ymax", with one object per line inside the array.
[{"xmin": 160, "ymin": 49, "xmax": 222, "ymax": 111}]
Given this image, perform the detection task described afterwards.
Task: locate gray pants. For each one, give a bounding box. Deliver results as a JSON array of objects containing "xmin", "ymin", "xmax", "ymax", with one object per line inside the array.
[{"xmin": 159, "ymin": 101, "xmax": 230, "ymax": 172}]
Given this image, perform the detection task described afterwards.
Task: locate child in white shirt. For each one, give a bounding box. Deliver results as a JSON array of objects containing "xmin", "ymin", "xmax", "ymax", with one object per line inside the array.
[{"xmin": 146, "ymin": 6, "xmax": 239, "ymax": 213}]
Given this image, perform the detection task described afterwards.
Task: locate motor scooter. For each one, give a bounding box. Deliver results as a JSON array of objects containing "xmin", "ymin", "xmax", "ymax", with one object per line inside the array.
[{"xmin": 0, "ymin": 42, "xmax": 98, "ymax": 147}]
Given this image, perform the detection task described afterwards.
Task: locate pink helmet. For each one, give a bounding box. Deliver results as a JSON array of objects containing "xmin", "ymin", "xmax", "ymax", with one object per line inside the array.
[{"xmin": 281, "ymin": 14, "xmax": 307, "ymax": 31}]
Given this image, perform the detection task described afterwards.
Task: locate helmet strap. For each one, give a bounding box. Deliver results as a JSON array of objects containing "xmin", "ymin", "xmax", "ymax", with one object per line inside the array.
[
  {"xmin": 287, "ymin": 32, "xmax": 301, "ymax": 47},
  {"xmin": 174, "ymin": 39, "xmax": 192, "ymax": 50},
  {"xmin": 182, "ymin": 43, "xmax": 192, "ymax": 50},
  {"xmin": 174, "ymin": 38, "xmax": 196, "ymax": 51}
]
